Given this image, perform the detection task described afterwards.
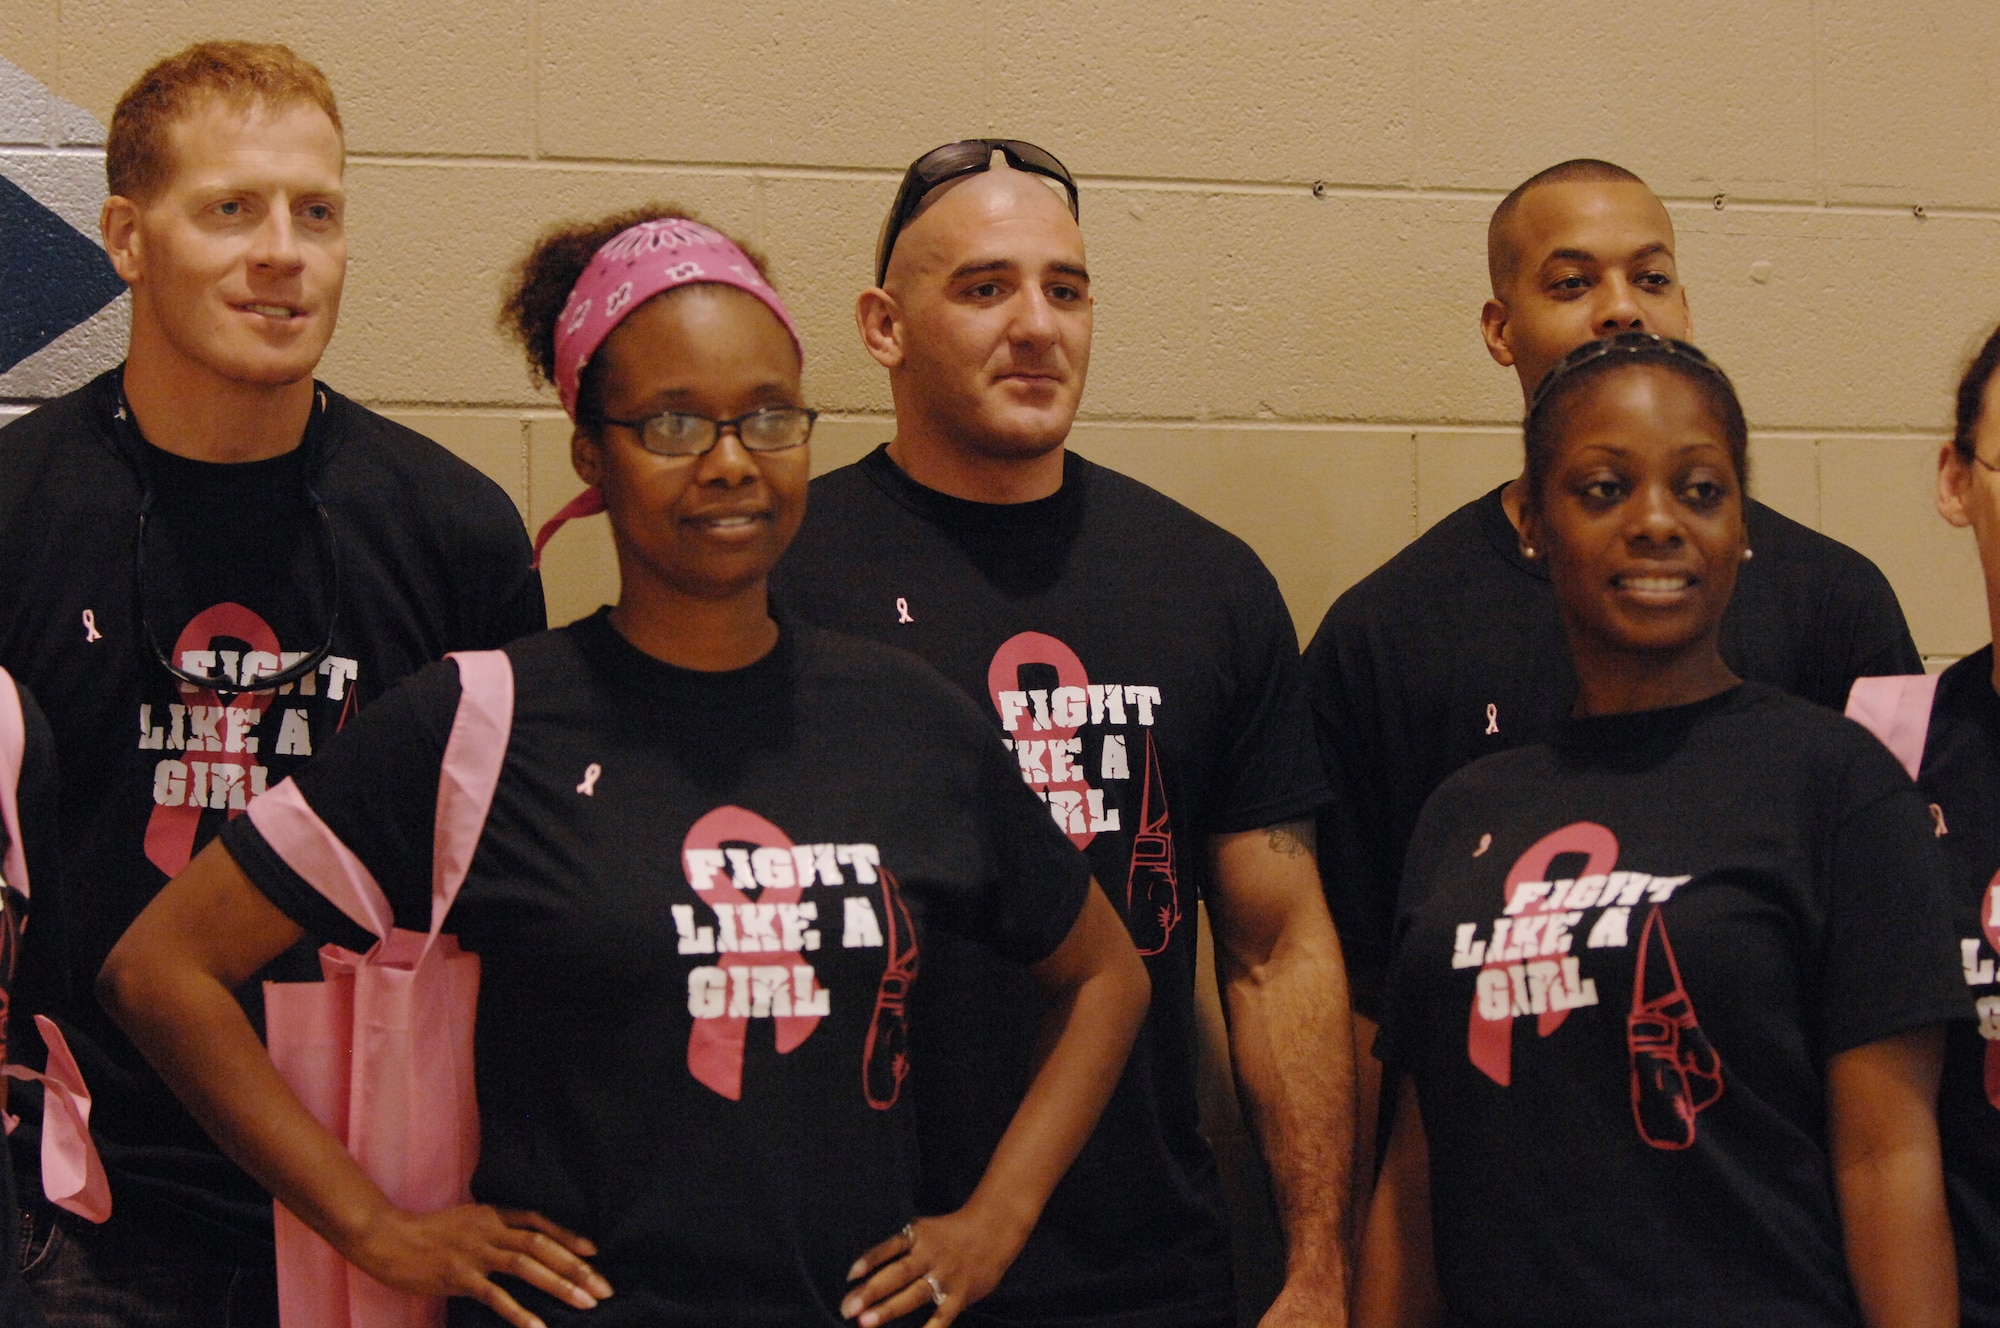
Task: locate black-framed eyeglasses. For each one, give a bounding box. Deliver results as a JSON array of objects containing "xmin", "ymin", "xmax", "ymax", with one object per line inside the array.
[
  {"xmin": 875, "ymin": 138, "xmax": 1079, "ymax": 287},
  {"xmin": 118, "ymin": 394, "xmax": 343, "ymax": 700},
  {"xmin": 1969, "ymin": 451, "xmax": 2000, "ymax": 475},
  {"xmin": 592, "ymin": 406, "xmax": 818, "ymax": 458}
]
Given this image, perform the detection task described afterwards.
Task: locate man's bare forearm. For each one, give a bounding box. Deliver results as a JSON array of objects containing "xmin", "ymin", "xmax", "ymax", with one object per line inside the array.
[{"xmin": 1212, "ymin": 821, "xmax": 1358, "ymax": 1320}]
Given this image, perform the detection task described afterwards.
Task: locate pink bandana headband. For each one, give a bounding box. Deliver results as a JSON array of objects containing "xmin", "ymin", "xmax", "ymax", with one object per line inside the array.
[
  {"xmin": 534, "ymin": 218, "xmax": 804, "ymax": 566},
  {"xmin": 552, "ymin": 217, "xmax": 803, "ymax": 420}
]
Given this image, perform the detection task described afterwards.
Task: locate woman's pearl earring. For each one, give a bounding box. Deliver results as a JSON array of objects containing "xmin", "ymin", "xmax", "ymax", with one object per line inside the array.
[
  {"xmin": 1521, "ymin": 545, "xmax": 1537, "ymax": 559},
  {"xmin": 1741, "ymin": 547, "xmax": 1754, "ymax": 562}
]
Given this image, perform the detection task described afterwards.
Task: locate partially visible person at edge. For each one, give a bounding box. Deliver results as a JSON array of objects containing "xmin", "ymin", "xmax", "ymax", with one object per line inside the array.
[
  {"xmin": 1303, "ymin": 157, "xmax": 1921, "ymax": 1171},
  {"xmin": 772, "ymin": 140, "xmax": 1355, "ymax": 1328},
  {"xmin": 98, "ymin": 205, "xmax": 1151, "ymax": 1328},
  {"xmin": 0, "ymin": 42, "xmax": 543, "ymax": 1325},
  {"xmin": 0, "ymin": 674, "xmax": 56, "ymax": 1327},
  {"xmin": 1354, "ymin": 332, "xmax": 1964, "ymax": 1328},
  {"xmin": 1866, "ymin": 322, "xmax": 2000, "ymax": 1327}
]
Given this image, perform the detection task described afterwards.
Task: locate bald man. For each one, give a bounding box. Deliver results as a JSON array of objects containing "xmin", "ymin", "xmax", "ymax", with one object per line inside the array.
[
  {"xmin": 1303, "ymin": 158, "xmax": 1919, "ymax": 1120},
  {"xmin": 773, "ymin": 141, "xmax": 1355, "ymax": 1328}
]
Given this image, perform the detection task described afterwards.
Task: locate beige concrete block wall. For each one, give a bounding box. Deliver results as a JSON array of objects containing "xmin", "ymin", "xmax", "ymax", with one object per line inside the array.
[
  {"xmin": 6, "ymin": 3, "xmax": 1999, "ymax": 1318},
  {"xmin": 6, "ymin": 2, "xmax": 1996, "ymax": 652}
]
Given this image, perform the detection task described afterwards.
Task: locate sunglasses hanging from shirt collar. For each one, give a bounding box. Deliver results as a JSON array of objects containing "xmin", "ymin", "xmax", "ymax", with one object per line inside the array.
[{"xmin": 116, "ymin": 388, "xmax": 343, "ymax": 700}]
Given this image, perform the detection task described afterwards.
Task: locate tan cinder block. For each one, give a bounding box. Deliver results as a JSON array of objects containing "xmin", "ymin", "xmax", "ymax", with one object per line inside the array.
[
  {"xmin": 807, "ymin": 417, "xmax": 890, "ymax": 478},
  {"xmin": 378, "ymin": 411, "xmax": 529, "ymax": 518},
  {"xmin": 1821, "ymin": 7, "xmax": 2000, "ymax": 210},
  {"xmin": 756, "ymin": 175, "xmax": 896, "ymax": 415},
  {"xmin": 0, "ymin": 9, "xmax": 58, "ymax": 83},
  {"xmin": 316, "ymin": 164, "xmax": 758, "ymax": 407},
  {"xmin": 1744, "ymin": 435, "xmax": 1818, "ymax": 529},
  {"xmin": 527, "ymin": 414, "xmax": 617, "ymax": 628},
  {"xmin": 1820, "ymin": 436, "xmax": 1986, "ymax": 659},
  {"xmin": 1671, "ymin": 207, "xmax": 2000, "ymax": 434},
  {"xmin": 537, "ymin": 0, "xmax": 1411, "ymax": 185},
  {"xmin": 1417, "ymin": 429, "xmax": 1518, "ymax": 532},
  {"xmin": 1411, "ymin": 0, "xmax": 1817, "ymax": 201},
  {"xmin": 1066, "ymin": 424, "xmax": 1414, "ymax": 641},
  {"xmin": 1197, "ymin": 192, "xmax": 1513, "ymax": 426},
  {"xmin": 49, "ymin": 1, "xmax": 533, "ymax": 156},
  {"xmin": 1076, "ymin": 187, "xmax": 1218, "ymax": 423}
]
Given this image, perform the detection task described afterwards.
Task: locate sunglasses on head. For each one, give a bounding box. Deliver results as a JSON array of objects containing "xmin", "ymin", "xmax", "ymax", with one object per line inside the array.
[{"xmin": 875, "ymin": 138, "xmax": 1079, "ymax": 287}]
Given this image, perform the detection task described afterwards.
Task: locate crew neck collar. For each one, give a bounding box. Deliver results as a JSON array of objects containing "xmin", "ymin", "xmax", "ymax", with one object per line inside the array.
[
  {"xmin": 859, "ymin": 444, "xmax": 1089, "ymax": 532},
  {"xmin": 1556, "ymin": 683, "xmax": 1749, "ymax": 754}
]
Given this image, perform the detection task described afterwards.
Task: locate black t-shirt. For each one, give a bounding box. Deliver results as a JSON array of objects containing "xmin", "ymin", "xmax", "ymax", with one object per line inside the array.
[
  {"xmin": 1378, "ymin": 684, "xmax": 1965, "ymax": 1328},
  {"xmin": 1907, "ymin": 645, "xmax": 2000, "ymax": 1326},
  {"xmin": 772, "ymin": 445, "xmax": 1329, "ymax": 1326},
  {"xmin": 1309, "ymin": 484, "xmax": 1921, "ymax": 1015},
  {"xmin": 222, "ymin": 611, "xmax": 1093, "ymax": 1328},
  {"xmin": 0, "ymin": 367, "xmax": 546, "ymax": 1257}
]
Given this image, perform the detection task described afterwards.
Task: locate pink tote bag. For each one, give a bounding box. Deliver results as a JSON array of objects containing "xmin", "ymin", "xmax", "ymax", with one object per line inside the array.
[
  {"xmin": 256, "ymin": 651, "xmax": 513, "ymax": 1328},
  {"xmin": 0, "ymin": 669, "xmax": 111, "ymax": 1223}
]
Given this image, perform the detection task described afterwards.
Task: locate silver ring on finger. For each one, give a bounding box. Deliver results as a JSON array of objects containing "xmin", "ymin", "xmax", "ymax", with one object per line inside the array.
[
  {"xmin": 901, "ymin": 1222, "xmax": 916, "ymax": 1245},
  {"xmin": 924, "ymin": 1273, "xmax": 946, "ymax": 1306}
]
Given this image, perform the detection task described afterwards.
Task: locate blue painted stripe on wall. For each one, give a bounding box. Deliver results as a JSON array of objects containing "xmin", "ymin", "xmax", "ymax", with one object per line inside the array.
[{"xmin": 0, "ymin": 173, "xmax": 124, "ymax": 373}]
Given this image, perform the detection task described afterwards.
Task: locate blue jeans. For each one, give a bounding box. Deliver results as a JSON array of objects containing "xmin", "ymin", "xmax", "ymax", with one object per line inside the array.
[{"xmin": 19, "ymin": 1193, "xmax": 277, "ymax": 1328}]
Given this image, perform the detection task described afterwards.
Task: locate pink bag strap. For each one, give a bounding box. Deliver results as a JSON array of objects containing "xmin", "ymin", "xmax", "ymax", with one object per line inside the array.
[
  {"xmin": 0, "ymin": 668, "xmax": 29, "ymax": 899},
  {"xmin": 248, "ymin": 653, "xmax": 514, "ymax": 947},
  {"xmin": 431, "ymin": 651, "xmax": 514, "ymax": 947},
  {"xmin": 0, "ymin": 677, "xmax": 101, "ymax": 1221},
  {"xmin": 1845, "ymin": 673, "xmax": 1941, "ymax": 782}
]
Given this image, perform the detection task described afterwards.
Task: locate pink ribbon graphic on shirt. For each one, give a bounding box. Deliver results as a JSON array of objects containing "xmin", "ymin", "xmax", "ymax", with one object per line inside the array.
[
  {"xmin": 680, "ymin": 806, "xmax": 826, "ymax": 1101},
  {"xmin": 143, "ymin": 603, "xmax": 283, "ymax": 877},
  {"xmin": 1983, "ymin": 871, "xmax": 2000, "ymax": 1111},
  {"xmin": 1468, "ymin": 821, "xmax": 1619, "ymax": 1086},
  {"xmin": 987, "ymin": 632, "xmax": 1101, "ymax": 850}
]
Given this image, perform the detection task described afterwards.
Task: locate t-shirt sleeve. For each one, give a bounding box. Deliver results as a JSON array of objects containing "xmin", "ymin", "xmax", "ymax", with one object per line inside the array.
[
  {"xmin": 462, "ymin": 503, "xmax": 546, "ymax": 649},
  {"xmin": 1200, "ymin": 560, "xmax": 1329, "ymax": 836},
  {"xmin": 1816, "ymin": 745, "xmax": 1969, "ymax": 1058},
  {"xmin": 952, "ymin": 729, "xmax": 1096, "ymax": 968},
  {"xmin": 1820, "ymin": 553, "xmax": 1921, "ymax": 705},
  {"xmin": 221, "ymin": 660, "xmax": 462, "ymax": 952},
  {"xmin": 1305, "ymin": 602, "xmax": 1399, "ymax": 1019}
]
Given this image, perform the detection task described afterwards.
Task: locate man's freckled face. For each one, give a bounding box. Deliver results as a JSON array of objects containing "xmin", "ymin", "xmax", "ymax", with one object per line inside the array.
[
  {"xmin": 125, "ymin": 97, "xmax": 348, "ymax": 388},
  {"xmin": 1493, "ymin": 181, "xmax": 1691, "ymax": 396},
  {"xmin": 887, "ymin": 169, "xmax": 1093, "ymax": 460}
]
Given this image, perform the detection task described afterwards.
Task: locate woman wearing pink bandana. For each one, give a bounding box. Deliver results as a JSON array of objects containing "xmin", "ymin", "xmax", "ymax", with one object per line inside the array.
[{"xmin": 99, "ymin": 206, "xmax": 1149, "ymax": 1328}]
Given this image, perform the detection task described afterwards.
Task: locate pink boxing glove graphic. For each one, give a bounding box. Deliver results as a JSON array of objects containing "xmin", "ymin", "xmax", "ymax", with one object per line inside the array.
[
  {"xmin": 1124, "ymin": 731, "xmax": 1179, "ymax": 956},
  {"xmin": 862, "ymin": 868, "xmax": 920, "ymax": 1110},
  {"xmin": 1626, "ymin": 904, "xmax": 1723, "ymax": 1150}
]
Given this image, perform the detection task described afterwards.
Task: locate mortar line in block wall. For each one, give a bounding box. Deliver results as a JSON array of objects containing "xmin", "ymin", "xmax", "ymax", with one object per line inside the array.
[
  {"xmin": 333, "ymin": 405, "xmax": 1949, "ymax": 445},
  {"xmin": 329, "ymin": 153, "xmax": 2000, "ymax": 221}
]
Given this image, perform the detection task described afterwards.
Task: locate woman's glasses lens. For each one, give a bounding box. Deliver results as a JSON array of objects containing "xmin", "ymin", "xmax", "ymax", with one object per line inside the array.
[{"xmin": 637, "ymin": 408, "xmax": 814, "ymax": 456}]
